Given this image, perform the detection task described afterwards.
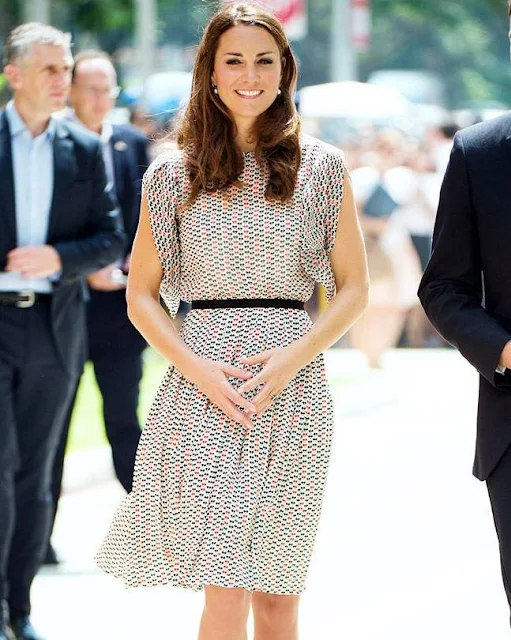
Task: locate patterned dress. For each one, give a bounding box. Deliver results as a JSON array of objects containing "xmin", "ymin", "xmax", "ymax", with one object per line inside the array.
[{"xmin": 96, "ymin": 134, "xmax": 345, "ymax": 595}]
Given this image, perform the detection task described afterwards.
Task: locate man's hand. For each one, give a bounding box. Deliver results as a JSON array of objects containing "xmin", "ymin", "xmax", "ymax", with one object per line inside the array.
[
  {"xmin": 87, "ymin": 264, "xmax": 126, "ymax": 291},
  {"xmin": 123, "ymin": 253, "xmax": 131, "ymax": 273},
  {"xmin": 499, "ymin": 341, "xmax": 511, "ymax": 370},
  {"xmin": 5, "ymin": 245, "xmax": 62, "ymax": 279}
]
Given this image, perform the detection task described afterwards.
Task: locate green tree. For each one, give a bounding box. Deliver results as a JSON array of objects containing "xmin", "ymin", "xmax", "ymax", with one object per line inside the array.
[{"xmin": 362, "ymin": 0, "xmax": 511, "ymax": 106}]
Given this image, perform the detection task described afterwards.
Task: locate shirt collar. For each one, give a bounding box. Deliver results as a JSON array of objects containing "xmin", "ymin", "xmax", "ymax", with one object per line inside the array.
[
  {"xmin": 5, "ymin": 100, "xmax": 56, "ymax": 141},
  {"xmin": 100, "ymin": 121, "xmax": 113, "ymax": 144},
  {"xmin": 66, "ymin": 108, "xmax": 112, "ymax": 143}
]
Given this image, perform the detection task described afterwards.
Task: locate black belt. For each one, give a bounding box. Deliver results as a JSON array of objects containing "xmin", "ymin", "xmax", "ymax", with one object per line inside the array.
[
  {"xmin": 0, "ymin": 290, "xmax": 52, "ymax": 308},
  {"xmin": 191, "ymin": 298, "xmax": 304, "ymax": 310}
]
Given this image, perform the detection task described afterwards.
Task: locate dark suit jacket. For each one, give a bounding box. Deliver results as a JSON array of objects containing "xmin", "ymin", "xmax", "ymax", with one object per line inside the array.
[
  {"xmin": 87, "ymin": 123, "xmax": 149, "ymax": 360},
  {"xmin": 418, "ymin": 114, "xmax": 511, "ymax": 481},
  {"xmin": 111, "ymin": 124, "xmax": 149, "ymax": 253},
  {"xmin": 0, "ymin": 111, "xmax": 126, "ymax": 376}
]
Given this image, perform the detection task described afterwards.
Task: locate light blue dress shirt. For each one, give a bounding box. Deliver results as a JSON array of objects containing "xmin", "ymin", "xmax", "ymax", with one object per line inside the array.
[{"xmin": 0, "ymin": 100, "xmax": 56, "ymax": 293}]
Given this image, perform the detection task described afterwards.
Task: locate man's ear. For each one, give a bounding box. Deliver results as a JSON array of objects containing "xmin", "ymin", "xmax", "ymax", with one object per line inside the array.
[{"xmin": 4, "ymin": 64, "xmax": 22, "ymax": 91}]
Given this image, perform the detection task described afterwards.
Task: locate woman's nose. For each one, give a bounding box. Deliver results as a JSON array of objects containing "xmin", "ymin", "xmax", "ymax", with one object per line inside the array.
[{"xmin": 243, "ymin": 65, "xmax": 260, "ymax": 83}]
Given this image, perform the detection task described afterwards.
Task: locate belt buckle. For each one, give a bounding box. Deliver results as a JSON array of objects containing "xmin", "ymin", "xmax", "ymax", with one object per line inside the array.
[{"xmin": 16, "ymin": 290, "xmax": 36, "ymax": 308}]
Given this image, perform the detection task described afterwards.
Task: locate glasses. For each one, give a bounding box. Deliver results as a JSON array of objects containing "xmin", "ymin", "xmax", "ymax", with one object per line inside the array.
[{"xmin": 74, "ymin": 85, "xmax": 121, "ymax": 99}]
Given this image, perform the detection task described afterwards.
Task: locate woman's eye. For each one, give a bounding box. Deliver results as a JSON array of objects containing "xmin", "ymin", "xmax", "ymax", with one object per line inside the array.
[
  {"xmin": 226, "ymin": 59, "xmax": 241, "ymax": 65},
  {"xmin": 259, "ymin": 58, "xmax": 273, "ymax": 65}
]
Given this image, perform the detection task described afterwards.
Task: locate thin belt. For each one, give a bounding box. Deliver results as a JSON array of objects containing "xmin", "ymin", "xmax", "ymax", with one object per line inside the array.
[{"xmin": 190, "ymin": 298, "xmax": 305, "ymax": 310}]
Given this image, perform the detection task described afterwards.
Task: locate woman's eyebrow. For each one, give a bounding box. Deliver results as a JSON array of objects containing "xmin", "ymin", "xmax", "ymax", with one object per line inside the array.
[{"xmin": 222, "ymin": 51, "xmax": 277, "ymax": 56}]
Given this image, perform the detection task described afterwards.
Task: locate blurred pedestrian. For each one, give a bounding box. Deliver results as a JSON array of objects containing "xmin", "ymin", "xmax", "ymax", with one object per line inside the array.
[
  {"xmin": 419, "ymin": 1, "xmax": 511, "ymax": 626},
  {"xmin": 96, "ymin": 3, "xmax": 368, "ymax": 639},
  {"xmin": 349, "ymin": 131, "xmax": 421, "ymax": 368},
  {"xmin": 129, "ymin": 106, "xmax": 158, "ymax": 139},
  {"xmin": 0, "ymin": 24, "xmax": 124, "ymax": 640},
  {"xmin": 46, "ymin": 50, "xmax": 150, "ymax": 565}
]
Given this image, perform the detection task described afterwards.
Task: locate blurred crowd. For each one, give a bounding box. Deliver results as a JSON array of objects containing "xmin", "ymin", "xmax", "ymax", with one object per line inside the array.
[{"xmin": 341, "ymin": 123, "xmax": 460, "ymax": 368}]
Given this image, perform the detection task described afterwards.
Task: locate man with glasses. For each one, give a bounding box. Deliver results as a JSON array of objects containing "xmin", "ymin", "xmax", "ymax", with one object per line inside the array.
[{"xmin": 46, "ymin": 50, "xmax": 150, "ymax": 564}]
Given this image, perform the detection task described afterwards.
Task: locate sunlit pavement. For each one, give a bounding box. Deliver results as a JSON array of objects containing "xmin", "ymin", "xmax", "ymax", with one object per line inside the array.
[{"xmin": 30, "ymin": 349, "xmax": 511, "ymax": 639}]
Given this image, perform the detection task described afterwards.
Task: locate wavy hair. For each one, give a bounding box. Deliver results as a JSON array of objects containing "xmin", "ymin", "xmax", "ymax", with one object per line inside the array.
[{"xmin": 177, "ymin": 2, "xmax": 301, "ymax": 206}]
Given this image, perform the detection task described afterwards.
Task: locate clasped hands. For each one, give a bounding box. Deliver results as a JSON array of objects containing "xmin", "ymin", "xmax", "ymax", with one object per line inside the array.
[
  {"xmin": 187, "ymin": 346, "xmax": 304, "ymax": 429},
  {"xmin": 5, "ymin": 245, "xmax": 62, "ymax": 278}
]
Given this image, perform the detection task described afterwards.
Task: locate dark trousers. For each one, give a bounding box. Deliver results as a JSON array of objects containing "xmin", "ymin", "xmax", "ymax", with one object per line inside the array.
[
  {"xmin": 0, "ymin": 300, "xmax": 75, "ymax": 616},
  {"xmin": 50, "ymin": 348, "xmax": 143, "ymax": 534},
  {"xmin": 486, "ymin": 444, "xmax": 511, "ymax": 624}
]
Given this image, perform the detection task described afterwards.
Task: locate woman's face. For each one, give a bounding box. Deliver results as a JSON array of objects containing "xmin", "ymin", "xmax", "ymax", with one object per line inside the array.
[{"xmin": 211, "ymin": 25, "xmax": 283, "ymax": 131}]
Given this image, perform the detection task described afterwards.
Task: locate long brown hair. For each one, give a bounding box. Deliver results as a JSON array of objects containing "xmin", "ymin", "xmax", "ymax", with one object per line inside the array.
[{"xmin": 177, "ymin": 2, "xmax": 301, "ymax": 206}]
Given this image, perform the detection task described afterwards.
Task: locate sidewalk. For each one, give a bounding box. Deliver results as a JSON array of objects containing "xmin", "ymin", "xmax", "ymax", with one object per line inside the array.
[{"xmin": 32, "ymin": 349, "xmax": 510, "ymax": 639}]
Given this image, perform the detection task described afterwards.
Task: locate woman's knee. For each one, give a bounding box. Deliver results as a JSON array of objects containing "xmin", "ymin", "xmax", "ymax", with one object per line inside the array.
[
  {"xmin": 252, "ymin": 592, "xmax": 300, "ymax": 624},
  {"xmin": 203, "ymin": 585, "xmax": 251, "ymax": 622}
]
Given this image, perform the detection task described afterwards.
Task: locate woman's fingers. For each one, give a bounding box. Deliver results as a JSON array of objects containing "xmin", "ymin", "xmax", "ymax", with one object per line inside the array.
[
  {"xmin": 224, "ymin": 383, "xmax": 256, "ymax": 415},
  {"xmin": 239, "ymin": 350, "xmax": 273, "ymax": 366},
  {"xmin": 238, "ymin": 370, "xmax": 265, "ymax": 394},
  {"xmin": 251, "ymin": 385, "xmax": 277, "ymax": 408},
  {"xmin": 254, "ymin": 397, "xmax": 273, "ymax": 416},
  {"xmin": 218, "ymin": 395, "xmax": 254, "ymax": 429},
  {"xmin": 220, "ymin": 363, "xmax": 253, "ymax": 380}
]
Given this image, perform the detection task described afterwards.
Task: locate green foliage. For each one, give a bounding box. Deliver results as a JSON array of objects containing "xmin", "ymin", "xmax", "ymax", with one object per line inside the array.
[
  {"xmin": 362, "ymin": 0, "xmax": 511, "ymax": 106},
  {"xmin": 64, "ymin": 0, "xmax": 134, "ymax": 31}
]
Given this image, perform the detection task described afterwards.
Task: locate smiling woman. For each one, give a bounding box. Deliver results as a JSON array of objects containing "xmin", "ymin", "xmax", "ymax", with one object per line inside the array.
[
  {"xmin": 96, "ymin": 3, "xmax": 369, "ymax": 640},
  {"xmin": 177, "ymin": 2, "xmax": 301, "ymax": 207}
]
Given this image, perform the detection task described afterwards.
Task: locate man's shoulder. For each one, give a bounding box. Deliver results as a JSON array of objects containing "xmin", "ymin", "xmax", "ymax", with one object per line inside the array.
[
  {"xmin": 56, "ymin": 118, "xmax": 102, "ymax": 150},
  {"xmin": 112, "ymin": 123, "xmax": 148, "ymax": 147},
  {"xmin": 458, "ymin": 113, "xmax": 511, "ymax": 151}
]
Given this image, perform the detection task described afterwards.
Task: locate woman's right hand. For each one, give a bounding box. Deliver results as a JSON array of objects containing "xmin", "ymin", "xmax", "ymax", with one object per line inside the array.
[{"xmin": 182, "ymin": 357, "xmax": 257, "ymax": 429}]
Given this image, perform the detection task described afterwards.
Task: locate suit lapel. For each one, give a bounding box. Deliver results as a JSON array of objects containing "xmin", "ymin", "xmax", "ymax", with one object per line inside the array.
[
  {"xmin": 47, "ymin": 120, "xmax": 77, "ymax": 241},
  {"xmin": 0, "ymin": 112, "xmax": 17, "ymax": 244},
  {"xmin": 110, "ymin": 126, "xmax": 126, "ymax": 197}
]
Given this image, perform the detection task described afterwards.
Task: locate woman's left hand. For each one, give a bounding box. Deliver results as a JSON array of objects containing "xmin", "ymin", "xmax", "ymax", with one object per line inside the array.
[{"xmin": 237, "ymin": 346, "xmax": 305, "ymax": 416}]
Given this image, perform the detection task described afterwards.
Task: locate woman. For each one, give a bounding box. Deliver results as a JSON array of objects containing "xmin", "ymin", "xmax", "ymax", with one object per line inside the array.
[{"xmin": 96, "ymin": 3, "xmax": 368, "ymax": 639}]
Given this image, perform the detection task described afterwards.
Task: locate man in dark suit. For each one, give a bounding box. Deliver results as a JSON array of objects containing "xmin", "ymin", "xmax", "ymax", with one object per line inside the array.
[
  {"xmin": 47, "ymin": 50, "xmax": 149, "ymax": 563},
  {"xmin": 0, "ymin": 25, "xmax": 125, "ymax": 640},
  {"xmin": 419, "ymin": 1, "xmax": 511, "ymax": 624}
]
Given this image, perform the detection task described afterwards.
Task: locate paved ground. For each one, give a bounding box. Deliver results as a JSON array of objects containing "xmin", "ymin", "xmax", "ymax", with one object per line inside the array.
[{"xmin": 30, "ymin": 349, "xmax": 511, "ymax": 639}]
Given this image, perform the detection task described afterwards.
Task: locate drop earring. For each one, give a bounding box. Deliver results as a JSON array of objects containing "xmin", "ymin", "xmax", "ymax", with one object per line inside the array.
[
  {"xmin": 277, "ymin": 88, "xmax": 282, "ymax": 96},
  {"xmin": 213, "ymin": 85, "xmax": 218, "ymax": 94}
]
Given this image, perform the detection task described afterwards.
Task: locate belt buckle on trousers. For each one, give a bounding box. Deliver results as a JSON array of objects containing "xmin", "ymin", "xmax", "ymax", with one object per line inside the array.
[{"xmin": 16, "ymin": 290, "xmax": 36, "ymax": 308}]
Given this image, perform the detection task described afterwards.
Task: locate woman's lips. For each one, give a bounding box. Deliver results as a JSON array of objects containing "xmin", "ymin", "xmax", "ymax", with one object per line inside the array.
[{"xmin": 235, "ymin": 90, "xmax": 264, "ymax": 100}]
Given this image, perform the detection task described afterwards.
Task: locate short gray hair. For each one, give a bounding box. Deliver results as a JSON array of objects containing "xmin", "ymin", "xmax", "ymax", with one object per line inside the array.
[{"xmin": 4, "ymin": 23, "xmax": 72, "ymax": 65}]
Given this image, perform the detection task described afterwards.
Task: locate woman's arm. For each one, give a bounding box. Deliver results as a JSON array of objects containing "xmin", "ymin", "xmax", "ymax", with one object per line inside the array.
[
  {"xmin": 291, "ymin": 171, "xmax": 369, "ymax": 368},
  {"xmin": 127, "ymin": 192, "xmax": 256, "ymax": 427},
  {"xmin": 238, "ymin": 172, "xmax": 369, "ymax": 411}
]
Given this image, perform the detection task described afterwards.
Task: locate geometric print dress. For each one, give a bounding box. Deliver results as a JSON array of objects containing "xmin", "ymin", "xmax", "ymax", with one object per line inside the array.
[{"xmin": 96, "ymin": 134, "xmax": 345, "ymax": 595}]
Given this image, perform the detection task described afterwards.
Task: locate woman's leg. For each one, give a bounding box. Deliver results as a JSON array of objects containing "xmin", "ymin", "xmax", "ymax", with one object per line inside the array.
[
  {"xmin": 198, "ymin": 585, "xmax": 251, "ymax": 640},
  {"xmin": 252, "ymin": 592, "xmax": 300, "ymax": 640}
]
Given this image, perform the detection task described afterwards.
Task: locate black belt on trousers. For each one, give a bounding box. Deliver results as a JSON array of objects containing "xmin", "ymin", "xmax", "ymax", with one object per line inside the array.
[
  {"xmin": 0, "ymin": 291, "xmax": 52, "ymax": 308},
  {"xmin": 190, "ymin": 298, "xmax": 305, "ymax": 310}
]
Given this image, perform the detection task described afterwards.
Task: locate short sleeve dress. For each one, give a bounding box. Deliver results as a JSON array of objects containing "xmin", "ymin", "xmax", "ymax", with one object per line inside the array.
[{"xmin": 96, "ymin": 134, "xmax": 345, "ymax": 595}]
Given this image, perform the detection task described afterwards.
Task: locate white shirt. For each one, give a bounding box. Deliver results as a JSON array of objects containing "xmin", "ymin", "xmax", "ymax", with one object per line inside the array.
[
  {"xmin": 65, "ymin": 109, "xmax": 116, "ymax": 197},
  {"xmin": 0, "ymin": 100, "xmax": 56, "ymax": 293}
]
